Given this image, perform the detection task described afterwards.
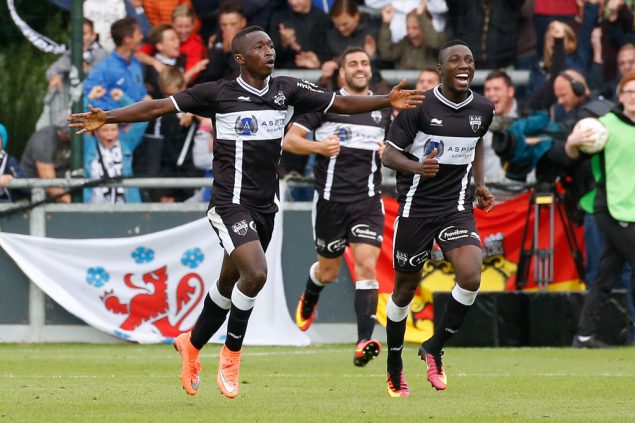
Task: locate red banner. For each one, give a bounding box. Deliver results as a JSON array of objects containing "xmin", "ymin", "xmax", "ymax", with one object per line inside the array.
[{"xmin": 345, "ymin": 192, "xmax": 585, "ymax": 343}]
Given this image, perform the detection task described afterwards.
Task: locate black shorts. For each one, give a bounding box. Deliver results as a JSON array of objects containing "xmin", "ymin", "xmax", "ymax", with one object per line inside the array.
[
  {"xmin": 207, "ymin": 204, "xmax": 275, "ymax": 255},
  {"xmin": 313, "ymin": 194, "xmax": 385, "ymax": 259},
  {"xmin": 393, "ymin": 210, "xmax": 481, "ymax": 273}
]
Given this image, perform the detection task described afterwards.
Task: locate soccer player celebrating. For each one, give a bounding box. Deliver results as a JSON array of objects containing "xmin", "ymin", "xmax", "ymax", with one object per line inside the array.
[
  {"xmin": 381, "ymin": 39, "xmax": 495, "ymax": 397},
  {"xmin": 68, "ymin": 26, "xmax": 423, "ymax": 399},
  {"xmin": 284, "ymin": 47, "xmax": 391, "ymax": 367}
]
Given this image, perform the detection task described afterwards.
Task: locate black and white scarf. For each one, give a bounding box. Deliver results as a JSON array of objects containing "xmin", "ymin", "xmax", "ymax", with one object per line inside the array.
[{"xmin": 90, "ymin": 141, "xmax": 125, "ymax": 204}]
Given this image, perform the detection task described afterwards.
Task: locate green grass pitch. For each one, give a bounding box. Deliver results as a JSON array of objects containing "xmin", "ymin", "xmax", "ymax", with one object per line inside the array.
[{"xmin": 1, "ymin": 343, "xmax": 634, "ymax": 422}]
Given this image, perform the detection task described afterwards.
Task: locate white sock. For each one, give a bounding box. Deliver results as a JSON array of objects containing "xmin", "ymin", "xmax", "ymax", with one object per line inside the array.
[
  {"xmin": 209, "ymin": 280, "xmax": 231, "ymax": 310},
  {"xmin": 386, "ymin": 295, "xmax": 409, "ymax": 322},
  {"xmin": 309, "ymin": 262, "xmax": 325, "ymax": 287},
  {"xmin": 451, "ymin": 284, "xmax": 478, "ymax": 306},
  {"xmin": 231, "ymin": 285, "xmax": 256, "ymax": 311}
]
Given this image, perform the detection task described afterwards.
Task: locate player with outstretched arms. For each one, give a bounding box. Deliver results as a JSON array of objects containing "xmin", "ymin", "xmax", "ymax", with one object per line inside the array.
[{"xmin": 68, "ymin": 26, "xmax": 423, "ymax": 399}]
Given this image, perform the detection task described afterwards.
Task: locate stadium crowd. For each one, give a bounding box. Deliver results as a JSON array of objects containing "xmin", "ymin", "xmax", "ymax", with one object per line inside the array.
[{"xmin": 2, "ymin": 0, "xmax": 635, "ymax": 346}]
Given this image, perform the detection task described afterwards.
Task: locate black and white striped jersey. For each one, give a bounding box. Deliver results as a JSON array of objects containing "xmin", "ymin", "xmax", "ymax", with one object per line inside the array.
[
  {"xmin": 386, "ymin": 85, "xmax": 494, "ymax": 218},
  {"xmin": 292, "ymin": 88, "xmax": 391, "ymax": 202},
  {"xmin": 171, "ymin": 76, "xmax": 336, "ymax": 213}
]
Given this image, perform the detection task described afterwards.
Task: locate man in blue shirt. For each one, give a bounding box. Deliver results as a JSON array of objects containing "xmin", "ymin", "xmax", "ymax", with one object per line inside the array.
[{"xmin": 83, "ymin": 17, "xmax": 149, "ymax": 110}]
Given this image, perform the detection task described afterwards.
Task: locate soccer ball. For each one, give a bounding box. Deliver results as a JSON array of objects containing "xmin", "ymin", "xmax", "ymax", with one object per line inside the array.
[{"xmin": 573, "ymin": 117, "xmax": 608, "ymax": 154}]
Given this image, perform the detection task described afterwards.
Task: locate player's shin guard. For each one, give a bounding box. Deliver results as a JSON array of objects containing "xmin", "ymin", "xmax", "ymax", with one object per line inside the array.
[
  {"xmin": 385, "ymin": 295, "xmax": 409, "ymax": 372},
  {"xmin": 354, "ymin": 279, "xmax": 379, "ymax": 342},
  {"xmin": 225, "ymin": 285, "xmax": 256, "ymax": 352},
  {"xmin": 424, "ymin": 284, "xmax": 477, "ymax": 353},
  {"xmin": 191, "ymin": 281, "xmax": 231, "ymax": 350},
  {"xmin": 301, "ymin": 262, "xmax": 324, "ymax": 319}
]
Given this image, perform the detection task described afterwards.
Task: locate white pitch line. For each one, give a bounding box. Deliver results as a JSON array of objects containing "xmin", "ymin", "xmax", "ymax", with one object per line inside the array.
[
  {"xmin": 3, "ymin": 372, "xmax": 635, "ymax": 380},
  {"xmin": 0, "ymin": 348, "xmax": 354, "ymax": 361}
]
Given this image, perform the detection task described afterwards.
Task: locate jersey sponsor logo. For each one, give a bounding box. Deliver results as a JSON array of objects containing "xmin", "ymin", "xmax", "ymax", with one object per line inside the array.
[
  {"xmin": 371, "ymin": 110, "xmax": 383, "ymax": 124},
  {"xmin": 351, "ymin": 224, "xmax": 378, "ymax": 240},
  {"xmin": 445, "ymin": 145, "xmax": 475, "ymax": 161},
  {"xmin": 334, "ymin": 126, "xmax": 352, "ymax": 142},
  {"xmin": 316, "ymin": 238, "xmax": 326, "ymax": 249},
  {"xmin": 326, "ymin": 238, "xmax": 346, "ymax": 253},
  {"xmin": 232, "ymin": 220, "xmax": 249, "ymax": 236},
  {"xmin": 234, "ymin": 115, "xmax": 258, "ymax": 135},
  {"xmin": 116, "ymin": 77, "xmax": 125, "ymax": 85},
  {"xmin": 249, "ymin": 221, "xmax": 257, "ymax": 232},
  {"xmin": 297, "ymin": 79, "xmax": 324, "ymax": 93},
  {"xmin": 260, "ymin": 117, "xmax": 286, "ymax": 135},
  {"xmin": 430, "ymin": 118, "xmax": 443, "ymax": 126},
  {"xmin": 396, "ymin": 250, "xmax": 408, "ymax": 267},
  {"xmin": 273, "ymin": 90, "xmax": 286, "ymax": 107},
  {"xmin": 438, "ymin": 225, "xmax": 469, "ymax": 242},
  {"xmin": 470, "ymin": 231, "xmax": 480, "ymax": 241},
  {"xmin": 408, "ymin": 250, "xmax": 429, "ymax": 267},
  {"xmin": 237, "ymin": 96, "xmax": 251, "ymax": 101},
  {"xmin": 469, "ymin": 115, "xmax": 482, "ymax": 133},
  {"xmin": 423, "ymin": 139, "xmax": 444, "ymax": 157}
]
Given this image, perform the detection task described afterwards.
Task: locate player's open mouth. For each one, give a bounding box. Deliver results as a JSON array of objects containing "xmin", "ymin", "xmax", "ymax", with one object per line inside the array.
[
  {"xmin": 265, "ymin": 59, "xmax": 275, "ymax": 68},
  {"xmin": 455, "ymin": 73, "xmax": 469, "ymax": 85}
]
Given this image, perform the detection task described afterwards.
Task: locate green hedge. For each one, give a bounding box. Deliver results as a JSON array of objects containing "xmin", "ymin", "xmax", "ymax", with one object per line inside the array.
[{"xmin": 0, "ymin": 2, "xmax": 68, "ymax": 158}]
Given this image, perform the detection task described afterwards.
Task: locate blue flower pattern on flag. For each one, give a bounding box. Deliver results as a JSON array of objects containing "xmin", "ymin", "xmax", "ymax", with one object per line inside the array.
[
  {"xmin": 181, "ymin": 247, "xmax": 204, "ymax": 269},
  {"xmin": 86, "ymin": 267, "xmax": 110, "ymax": 287},
  {"xmin": 131, "ymin": 247, "xmax": 155, "ymax": 264}
]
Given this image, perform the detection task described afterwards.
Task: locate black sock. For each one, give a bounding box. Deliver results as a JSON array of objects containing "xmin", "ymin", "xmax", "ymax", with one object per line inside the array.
[
  {"xmin": 301, "ymin": 276, "xmax": 324, "ymax": 319},
  {"xmin": 190, "ymin": 294, "xmax": 230, "ymax": 350},
  {"xmin": 424, "ymin": 296, "xmax": 470, "ymax": 353},
  {"xmin": 355, "ymin": 289, "xmax": 378, "ymax": 342},
  {"xmin": 386, "ymin": 316, "xmax": 407, "ymax": 372},
  {"xmin": 224, "ymin": 304, "xmax": 253, "ymax": 352}
]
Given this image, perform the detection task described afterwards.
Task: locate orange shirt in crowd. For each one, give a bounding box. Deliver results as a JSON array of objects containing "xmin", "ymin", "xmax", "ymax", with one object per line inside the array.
[{"xmin": 142, "ymin": 0, "xmax": 201, "ymax": 33}]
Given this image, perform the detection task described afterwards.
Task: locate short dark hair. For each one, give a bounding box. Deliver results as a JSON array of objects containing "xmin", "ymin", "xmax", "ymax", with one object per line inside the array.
[
  {"xmin": 231, "ymin": 25, "xmax": 265, "ymax": 54},
  {"xmin": 219, "ymin": 0, "xmax": 246, "ymax": 18},
  {"xmin": 111, "ymin": 17, "xmax": 138, "ymax": 47},
  {"xmin": 148, "ymin": 24, "xmax": 174, "ymax": 46},
  {"xmin": 339, "ymin": 46, "xmax": 369, "ymax": 67},
  {"xmin": 331, "ymin": 0, "xmax": 359, "ymax": 17},
  {"xmin": 485, "ymin": 70, "xmax": 514, "ymax": 88},
  {"xmin": 438, "ymin": 39, "xmax": 471, "ymax": 63}
]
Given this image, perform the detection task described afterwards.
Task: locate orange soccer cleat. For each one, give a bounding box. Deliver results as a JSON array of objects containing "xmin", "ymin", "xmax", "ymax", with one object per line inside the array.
[
  {"xmin": 295, "ymin": 293, "xmax": 316, "ymax": 331},
  {"xmin": 173, "ymin": 332, "xmax": 201, "ymax": 395},
  {"xmin": 216, "ymin": 345, "xmax": 242, "ymax": 399}
]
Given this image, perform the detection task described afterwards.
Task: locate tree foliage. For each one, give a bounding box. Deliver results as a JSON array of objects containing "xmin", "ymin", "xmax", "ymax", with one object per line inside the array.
[{"xmin": 0, "ymin": 1, "xmax": 69, "ymax": 157}]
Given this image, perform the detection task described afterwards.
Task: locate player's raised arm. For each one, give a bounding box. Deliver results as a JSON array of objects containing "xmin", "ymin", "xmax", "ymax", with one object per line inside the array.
[
  {"xmin": 67, "ymin": 98, "xmax": 177, "ymax": 134},
  {"xmin": 329, "ymin": 80, "xmax": 424, "ymax": 114}
]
